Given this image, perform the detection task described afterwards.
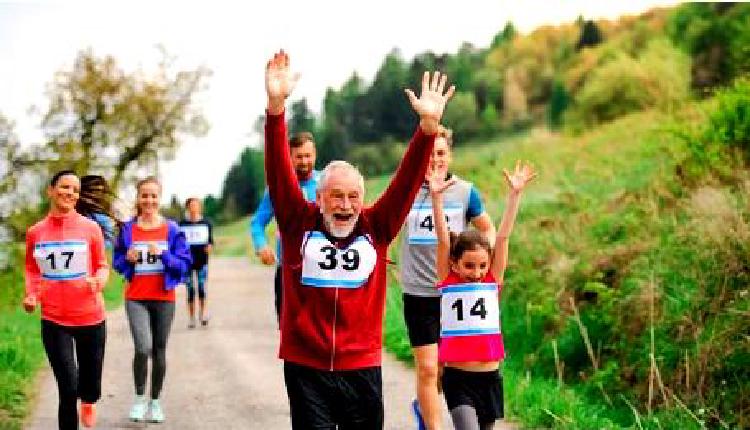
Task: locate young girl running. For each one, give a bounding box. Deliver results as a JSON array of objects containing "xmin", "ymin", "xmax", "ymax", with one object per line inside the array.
[
  {"xmin": 24, "ymin": 170, "xmax": 110, "ymax": 429},
  {"xmin": 430, "ymin": 161, "xmax": 535, "ymax": 430},
  {"xmin": 113, "ymin": 176, "xmax": 191, "ymax": 423},
  {"xmin": 179, "ymin": 197, "xmax": 213, "ymax": 328}
]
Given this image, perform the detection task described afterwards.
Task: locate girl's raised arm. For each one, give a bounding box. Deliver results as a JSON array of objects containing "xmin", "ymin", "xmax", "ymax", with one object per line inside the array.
[
  {"xmin": 491, "ymin": 161, "xmax": 536, "ymax": 283},
  {"xmin": 428, "ymin": 168, "xmax": 456, "ymax": 281}
]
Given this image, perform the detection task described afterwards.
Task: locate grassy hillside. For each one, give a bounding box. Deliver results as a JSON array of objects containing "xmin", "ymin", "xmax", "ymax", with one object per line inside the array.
[{"xmin": 376, "ymin": 101, "xmax": 748, "ymax": 428}]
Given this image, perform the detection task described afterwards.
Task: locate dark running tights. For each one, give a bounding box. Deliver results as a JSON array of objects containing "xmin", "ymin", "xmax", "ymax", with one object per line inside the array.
[{"xmin": 41, "ymin": 319, "xmax": 106, "ymax": 430}]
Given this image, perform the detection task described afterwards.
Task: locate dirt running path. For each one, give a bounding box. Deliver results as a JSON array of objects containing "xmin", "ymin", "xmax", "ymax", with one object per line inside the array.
[{"xmin": 26, "ymin": 257, "xmax": 468, "ymax": 429}]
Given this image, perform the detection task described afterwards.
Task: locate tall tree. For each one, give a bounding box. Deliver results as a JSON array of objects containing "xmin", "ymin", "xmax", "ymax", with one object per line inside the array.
[
  {"xmin": 491, "ymin": 22, "xmax": 517, "ymax": 48},
  {"xmin": 289, "ymin": 98, "xmax": 316, "ymax": 136},
  {"xmin": 220, "ymin": 147, "xmax": 264, "ymax": 218},
  {"xmin": 576, "ymin": 20, "xmax": 604, "ymax": 50},
  {"xmin": 41, "ymin": 49, "xmax": 210, "ymax": 189}
]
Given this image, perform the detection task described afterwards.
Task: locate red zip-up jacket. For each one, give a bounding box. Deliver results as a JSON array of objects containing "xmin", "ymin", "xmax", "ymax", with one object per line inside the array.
[
  {"xmin": 266, "ymin": 112, "xmax": 435, "ymax": 370},
  {"xmin": 25, "ymin": 212, "xmax": 109, "ymax": 326}
]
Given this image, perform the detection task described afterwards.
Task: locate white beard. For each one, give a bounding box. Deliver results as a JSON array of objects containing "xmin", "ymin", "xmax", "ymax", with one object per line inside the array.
[{"xmin": 319, "ymin": 203, "xmax": 358, "ymax": 238}]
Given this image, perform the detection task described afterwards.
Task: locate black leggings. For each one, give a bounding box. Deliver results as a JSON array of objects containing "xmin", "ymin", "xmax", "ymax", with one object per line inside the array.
[{"xmin": 41, "ymin": 319, "xmax": 106, "ymax": 430}]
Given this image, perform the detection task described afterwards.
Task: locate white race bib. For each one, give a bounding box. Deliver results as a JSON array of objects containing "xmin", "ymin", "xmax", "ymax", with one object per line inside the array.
[
  {"xmin": 407, "ymin": 202, "xmax": 466, "ymax": 245},
  {"xmin": 33, "ymin": 240, "xmax": 89, "ymax": 280},
  {"xmin": 132, "ymin": 241, "xmax": 168, "ymax": 275},
  {"xmin": 440, "ymin": 283, "xmax": 500, "ymax": 337},
  {"xmin": 181, "ymin": 225, "xmax": 209, "ymax": 246},
  {"xmin": 300, "ymin": 231, "xmax": 377, "ymax": 288}
]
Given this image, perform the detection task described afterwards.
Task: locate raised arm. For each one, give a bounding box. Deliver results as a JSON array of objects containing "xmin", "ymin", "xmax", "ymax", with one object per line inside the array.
[
  {"xmin": 369, "ymin": 71, "xmax": 455, "ymax": 242},
  {"xmin": 264, "ymin": 50, "xmax": 311, "ymax": 233},
  {"xmin": 490, "ymin": 161, "xmax": 536, "ymax": 283},
  {"xmin": 428, "ymin": 168, "xmax": 457, "ymax": 281}
]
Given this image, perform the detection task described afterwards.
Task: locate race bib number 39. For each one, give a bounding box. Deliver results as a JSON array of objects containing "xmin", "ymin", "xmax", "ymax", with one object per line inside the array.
[
  {"xmin": 34, "ymin": 240, "xmax": 89, "ymax": 280},
  {"xmin": 300, "ymin": 231, "xmax": 377, "ymax": 288},
  {"xmin": 132, "ymin": 241, "xmax": 168, "ymax": 274},
  {"xmin": 181, "ymin": 225, "xmax": 209, "ymax": 246},
  {"xmin": 407, "ymin": 202, "xmax": 465, "ymax": 245},
  {"xmin": 440, "ymin": 283, "xmax": 500, "ymax": 337}
]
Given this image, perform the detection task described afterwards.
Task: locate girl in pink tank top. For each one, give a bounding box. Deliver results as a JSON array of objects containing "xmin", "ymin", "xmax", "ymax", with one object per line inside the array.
[{"xmin": 429, "ymin": 161, "xmax": 536, "ymax": 430}]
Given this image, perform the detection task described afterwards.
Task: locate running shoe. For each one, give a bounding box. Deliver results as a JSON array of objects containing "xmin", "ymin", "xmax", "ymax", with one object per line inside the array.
[
  {"xmin": 200, "ymin": 312, "xmax": 210, "ymax": 327},
  {"xmin": 148, "ymin": 399, "xmax": 165, "ymax": 423},
  {"xmin": 411, "ymin": 398, "xmax": 427, "ymax": 430},
  {"xmin": 80, "ymin": 402, "xmax": 96, "ymax": 427},
  {"xmin": 128, "ymin": 395, "xmax": 148, "ymax": 422},
  {"xmin": 188, "ymin": 316, "xmax": 196, "ymax": 329}
]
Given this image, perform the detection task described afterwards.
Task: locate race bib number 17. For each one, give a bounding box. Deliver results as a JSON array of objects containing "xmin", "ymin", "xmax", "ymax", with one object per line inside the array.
[{"xmin": 34, "ymin": 240, "xmax": 89, "ymax": 280}]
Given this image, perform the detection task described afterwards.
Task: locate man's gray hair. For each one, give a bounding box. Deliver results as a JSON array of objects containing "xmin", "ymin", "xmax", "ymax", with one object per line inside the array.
[{"xmin": 319, "ymin": 160, "xmax": 365, "ymax": 193}]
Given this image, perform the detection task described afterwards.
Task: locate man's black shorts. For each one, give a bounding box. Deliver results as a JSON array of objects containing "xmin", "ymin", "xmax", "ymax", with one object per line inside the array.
[
  {"xmin": 283, "ymin": 361, "xmax": 383, "ymax": 430},
  {"xmin": 402, "ymin": 293, "xmax": 441, "ymax": 347}
]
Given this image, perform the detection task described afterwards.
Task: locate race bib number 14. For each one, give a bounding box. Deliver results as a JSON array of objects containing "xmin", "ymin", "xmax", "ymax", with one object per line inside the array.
[{"xmin": 440, "ymin": 283, "xmax": 500, "ymax": 337}]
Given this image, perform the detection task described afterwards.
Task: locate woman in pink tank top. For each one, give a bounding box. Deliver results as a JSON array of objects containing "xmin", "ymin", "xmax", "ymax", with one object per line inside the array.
[{"xmin": 429, "ymin": 161, "xmax": 535, "ymax": 430}]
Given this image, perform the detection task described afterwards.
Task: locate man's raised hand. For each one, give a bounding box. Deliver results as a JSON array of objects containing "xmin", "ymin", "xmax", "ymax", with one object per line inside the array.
[
  {"xmin": 265, "ymin": 50, "xmax": 300, "ymax": 115},
  {"xmin": 405, "ymin": 71, "xmax": 456, "ymax": 135}
]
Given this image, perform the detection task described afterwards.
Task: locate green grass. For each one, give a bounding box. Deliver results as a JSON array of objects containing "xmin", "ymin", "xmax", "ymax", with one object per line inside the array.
[
  {"xmin": 379, "ymin": 103, "xmax": 749, "ymax": 428},
  {"xmin": 212, "ymin": 215, "xmax": 259, "ymax": 259},
  {"xmin": 0, "ymin": 249, "xmax": 124, "ymax": 430}
]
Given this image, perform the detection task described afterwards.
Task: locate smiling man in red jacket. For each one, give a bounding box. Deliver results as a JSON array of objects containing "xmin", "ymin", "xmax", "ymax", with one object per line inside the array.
[{"xmin": 263, "ymin": 50, "xmax": 455, "ymax": 429}]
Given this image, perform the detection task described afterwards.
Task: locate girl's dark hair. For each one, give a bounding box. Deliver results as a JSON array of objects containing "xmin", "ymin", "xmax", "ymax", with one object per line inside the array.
[
  {"xmin": 50, "ymin": 169, "xmax": 78, "ymax": 186},
  {"xmin": 76, "ymin": 175, "xmax": 114, "ymax": 218},
  {"xmin": 76, "ymin": 175, "xmax": 120, "ymax": 237},
  {"xmin": 185, "ymin": 197, "xmax": 200, "ymax": 207},
  {"xmin": 449, "ymin": 230, "xmax": 492, "ymax": 262}
]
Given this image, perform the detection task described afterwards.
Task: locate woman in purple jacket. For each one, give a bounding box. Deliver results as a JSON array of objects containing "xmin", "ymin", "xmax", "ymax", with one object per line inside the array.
[{"xmin": 113, "ymin": 177, "xmax": 191, "ymax": 424}]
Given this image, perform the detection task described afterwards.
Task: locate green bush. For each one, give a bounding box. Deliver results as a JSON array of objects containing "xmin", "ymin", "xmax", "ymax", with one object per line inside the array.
[
  {"xmin": 566, "ymin": 39, "xmax": 690, "ymax": 129},
  {"xmin": 348, "ymin": 143, "xmax": 405, "ymax": 177}
]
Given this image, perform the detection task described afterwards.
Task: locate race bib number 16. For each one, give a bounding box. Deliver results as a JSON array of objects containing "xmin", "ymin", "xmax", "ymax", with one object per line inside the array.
[
  {"xmin": 132, "ymin": 241, "xmax": 168, "ymax": 274},
  {"xmin": 34, "ymin": 240, "xmax": 89, "ymax": 280}
]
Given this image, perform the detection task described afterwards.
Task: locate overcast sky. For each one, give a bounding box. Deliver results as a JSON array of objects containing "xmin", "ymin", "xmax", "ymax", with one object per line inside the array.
[{"xmin": 0, "ymin": 0, "xmax": 680, "ymax": 203}]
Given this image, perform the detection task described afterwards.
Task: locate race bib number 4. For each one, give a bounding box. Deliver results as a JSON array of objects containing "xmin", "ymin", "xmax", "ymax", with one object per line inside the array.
[
  {"xmin": 181, "ymin": 225, "xmax": 209, "ymax": 246},
  {"xmin": 132, "ymin": 241, "xmax": 168, "ymax": 274},
  {"xmin": 407, "ymin": 202, "xmax": 465, "ymax": 245},
  {"xmin": 300, "ymin": 231, "xmax": 377, "ymax": 288},
  {"xmin": 440, "ymin": 283, "xmax": 500, "ymax": 337},
  {"xmin": 33, "ymin": 240, "xmax": 89, "ymax": 280}
]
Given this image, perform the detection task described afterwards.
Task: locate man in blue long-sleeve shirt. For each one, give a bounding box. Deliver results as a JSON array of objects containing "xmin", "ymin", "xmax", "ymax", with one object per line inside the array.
[{"xmin": 250, "ymin": 131, "xmax": 320, "ymax": 322}]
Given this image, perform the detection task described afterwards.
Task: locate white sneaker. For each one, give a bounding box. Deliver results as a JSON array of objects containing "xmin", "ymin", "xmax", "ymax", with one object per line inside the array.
[
  {"xmin": 128, "ymin": 395, "xmax": 147, "ymax": 422},
  {"xmin": 148, "ymin": 399, "xmax": 165, "ymax": 423},
  {"xmin": 188, "ymin": 316, "xmax": 197, "ymax": 329}
]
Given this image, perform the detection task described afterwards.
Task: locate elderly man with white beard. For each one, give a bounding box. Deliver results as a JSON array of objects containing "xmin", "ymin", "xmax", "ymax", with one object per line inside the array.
[{"xmin": 262, "ymin": 50, "xmax": 455, "ymax": 429}]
